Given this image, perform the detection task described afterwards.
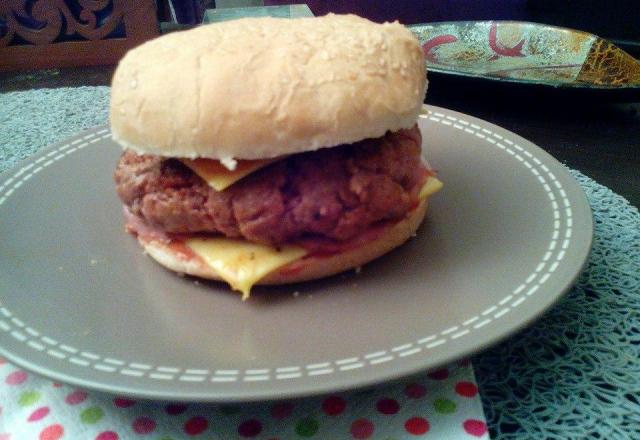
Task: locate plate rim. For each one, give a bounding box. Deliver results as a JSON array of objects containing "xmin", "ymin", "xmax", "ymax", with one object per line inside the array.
[{"xmin": 0, "ymin": 106, "xmax": 593, "ymax": 401}]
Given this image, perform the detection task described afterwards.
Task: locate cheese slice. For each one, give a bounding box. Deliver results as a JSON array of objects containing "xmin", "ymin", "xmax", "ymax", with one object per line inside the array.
[
  {"xmin": 180, "ymin": 157, "xmax": 281, "ymax": 192},
  {"xmin": 184, "ymin": 176, "xmax": 441, "ymax": 299},
  {"xmin": 419, "ymin": 175, "xmax": 443, "ymax": 200},
  {"xmin": 185, "ymin": 237, "xmax": 308, "ymax": 300}
]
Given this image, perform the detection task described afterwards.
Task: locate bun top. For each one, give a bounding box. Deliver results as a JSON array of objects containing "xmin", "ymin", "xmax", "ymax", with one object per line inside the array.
[{"xmin": 110, "ymin": 14, "xmax": 427, "ymax": 160}]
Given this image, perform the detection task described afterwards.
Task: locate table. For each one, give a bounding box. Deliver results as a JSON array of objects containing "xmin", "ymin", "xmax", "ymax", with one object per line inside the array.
[{"xmin": 1, "ymin": 66, "xmax": 639, "ymax": 439}]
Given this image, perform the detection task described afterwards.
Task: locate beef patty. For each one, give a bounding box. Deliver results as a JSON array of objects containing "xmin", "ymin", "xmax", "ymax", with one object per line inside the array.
[{"xmin": 114, "ymin": 126, "xmax": 427, "ymax": 245}]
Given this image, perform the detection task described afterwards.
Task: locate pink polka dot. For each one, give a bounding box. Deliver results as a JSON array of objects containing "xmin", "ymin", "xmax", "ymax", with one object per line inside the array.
[
  {"xmin": 95, "ymin": 432, "xmax": 119, "ymax": 440},
  {"xmin": 184, "ymin": 417, "xmax": 208, "ymax": 436},
  {"xmin": 28, "ymin": 406, "xmax": 50, "ymax": 422},
  {"xmin": 65, "ymin": 390, "xmax": 87, "ymax": 405},
  {"xmin": 39, "ymin": 424, "xmax": 64, "ymax": 440},
  {"xmin": 52, "ymin": 383, "xmax": 62, "ymax": 388},
  {"xmin": 404, "ymin": 383, "xmax": 427, "ymax": 399},
  {"xmin": 376, "ymin": 398, "xmax": 400, "ymax": 415},
  {"xmin": 405, "ymin": 417, "xmax": 430, "ymax": 436},
  {"xmin": 270, "ymin": 402, "xmax": 294, "ymax": 419},
  {"xmin": 165, "ymin": 404, "xmax": 188, "ymax": 415},
  {"xmin": 5, "ymin": 371, "xmax": 27, "ymax": 385},
  {"xmin": 113, "ymin": 398, "xmax": 135, "ymax": 408},
  {"xmin": 463, "ymin": 419, "xmax": 488, "ymax": 437},
  {"xmin": 350, "ymin": 419, "xmax": 374, "ymax": 439},
  {"xmin": 0, "ymin": 357, "xmax": 5, "ymax": 364},
  {"xmin": 455, "ymin": 381, "xmax": 479, "ymax": 398},
  {"xmin": 427, "ymin": 369, "xmax": 449, "ymax": 380},
  {"xmin": 238, "ymin": 419, "xmax": 262, "ymax": 437},
  {"xmin": 322, "ymin": 396, "xmax": 346, "ymax": 416},
  {"xmin": 0, "ymin": 434, "xmax": 10, "ymax": 440},
  {"xmin": 132, "ymin": 417, "xmax": 156, "ymax": 435}
]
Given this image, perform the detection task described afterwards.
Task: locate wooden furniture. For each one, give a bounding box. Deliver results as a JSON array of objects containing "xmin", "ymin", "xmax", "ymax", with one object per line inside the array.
[{"xmin": 0, "ymin": 1, "xmax": 159, "ymax": 72}]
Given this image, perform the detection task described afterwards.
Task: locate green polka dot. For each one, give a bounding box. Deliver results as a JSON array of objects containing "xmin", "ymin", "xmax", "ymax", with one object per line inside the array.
[
  {"xmin": 434, "ymin": 398, "xmax": 456, "ymax": 414},
  {"xmin": 18, "ymin": 390, "xmax": 41, "ymax": 407},
  {"xmin": 295, "ymin": 417, "xmax": 319, "ymax": 437},
  {"xmin": 219, "ymin": 405, "xmax": 241, "ymax": 415},
  {"xmin": 80, "ymin": 406, "xmax": 104, "ymax": 424}
]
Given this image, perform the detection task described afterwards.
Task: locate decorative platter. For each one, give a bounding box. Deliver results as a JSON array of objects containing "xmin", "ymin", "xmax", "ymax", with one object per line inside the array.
[{"xmin": 409, "ymin": 21, "xmax": 640, "ymax": 96}]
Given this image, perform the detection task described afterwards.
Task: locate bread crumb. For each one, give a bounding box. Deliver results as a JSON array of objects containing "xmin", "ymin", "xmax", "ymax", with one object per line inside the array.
[
  {"xmin": 293, "ymin": 291, "xmax": 300, "ymax": 297},
  {"xmin": 90, "ymin": 259, "xmax": 98, "ymax": 266},
  {"xmin": 355, "ymin": 266, "xmax": 362, "ymax": 274}
]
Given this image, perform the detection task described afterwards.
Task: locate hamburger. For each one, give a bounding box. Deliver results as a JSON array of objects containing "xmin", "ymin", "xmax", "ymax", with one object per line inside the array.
[{"xmin": 110, "ymin": 14, "xmax": 442, "ymax": 299}]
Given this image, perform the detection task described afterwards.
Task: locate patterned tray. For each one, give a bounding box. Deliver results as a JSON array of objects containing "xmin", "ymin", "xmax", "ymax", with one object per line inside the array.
[{"xmin": 410, "ymin": 21, "xmax": 640, "ymax": 92}]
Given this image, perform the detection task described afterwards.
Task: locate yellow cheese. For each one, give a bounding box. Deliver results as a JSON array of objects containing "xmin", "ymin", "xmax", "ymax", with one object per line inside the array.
[
  {"xmin": 184, "ymin": 175, "xmax": 440, "ymax": 299},
  {"xmin": 419, "ymin": 175, "xmax": 443, "ymax": 200},
  {"xmin": 180, "ymin": 157, "xmax": 281, "ymax": 191},
  {"xmin": 185, "ymin": 237, "xmax": 308, "ymax": 300}
]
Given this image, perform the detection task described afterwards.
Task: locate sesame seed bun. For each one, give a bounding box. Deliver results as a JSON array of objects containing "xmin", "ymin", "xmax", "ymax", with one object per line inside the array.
[{"xmin": 109, "ymin": 14, "xmax": 426, "ymax": 160}]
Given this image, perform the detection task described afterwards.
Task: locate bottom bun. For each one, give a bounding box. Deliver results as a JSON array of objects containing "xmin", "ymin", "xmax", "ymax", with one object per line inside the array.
[{"xmin": 140, "ymin": 198, "xmax": 429, "ymax": 286}]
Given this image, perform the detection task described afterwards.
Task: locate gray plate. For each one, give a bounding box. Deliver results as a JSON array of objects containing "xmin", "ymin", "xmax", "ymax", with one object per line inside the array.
[{"xmin": 0, "ymin": 106, "xmax": 592, "ymax": 402}]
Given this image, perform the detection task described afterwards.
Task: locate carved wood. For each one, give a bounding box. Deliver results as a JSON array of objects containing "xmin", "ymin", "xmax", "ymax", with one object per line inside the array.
[{"xmin": 0, "ymin": 0, "xmax": 159, "ymax": 71}]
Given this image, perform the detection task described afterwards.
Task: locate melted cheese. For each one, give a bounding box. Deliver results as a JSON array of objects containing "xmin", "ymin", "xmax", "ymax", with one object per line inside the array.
[
  {"xmin": 184, "ymin": 175, "xmax": 441, "ymax": 299},
  {"xmin": 180, "ymin": 157, "xmax": 281, "ymax": 191},
  {"xmin": 185, "ymin": 237, "xmax": 308, "ymax": 300},
  {"xmin": 419, "ymin": 176, "xmax": 443, "ymax": 200}
]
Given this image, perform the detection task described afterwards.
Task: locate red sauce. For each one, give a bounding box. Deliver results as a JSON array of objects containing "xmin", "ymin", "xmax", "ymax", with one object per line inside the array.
[
  {"xmin": 124, "ymin": 207, "xmax": 199, "ymax": 261},
  {"xmin": 277, "ymin": 261, "xmax": 306, "ymax": 276},
  {"xmin": 167, "ymin": 241, "xmax": 198, "ymax": 260}
]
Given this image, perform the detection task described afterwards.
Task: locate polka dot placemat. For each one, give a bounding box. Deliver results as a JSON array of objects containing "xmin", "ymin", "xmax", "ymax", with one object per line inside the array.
[{"xmin": 0, "ymin": 357, "xmax": 487, "ymax": 439}]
